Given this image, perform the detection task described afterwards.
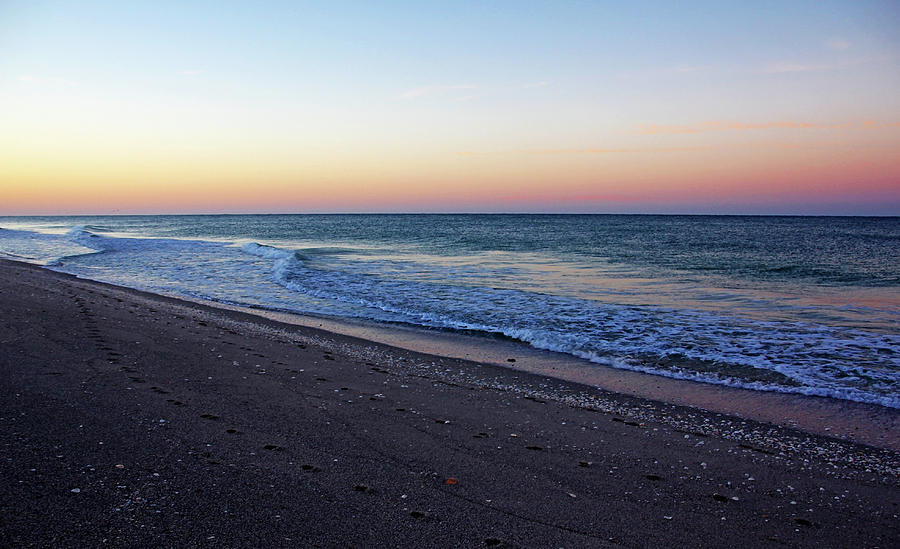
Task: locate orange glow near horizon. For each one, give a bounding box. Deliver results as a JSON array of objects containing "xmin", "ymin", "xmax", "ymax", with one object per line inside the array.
[{"xmin": 3, "ymin": 124, "xmax": 898, "ymax": 214}]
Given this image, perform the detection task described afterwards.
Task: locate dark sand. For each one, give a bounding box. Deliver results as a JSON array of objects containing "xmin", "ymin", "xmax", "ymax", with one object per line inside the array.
[{"xmin": 1, "ymin": 259, "xmax": 897, "ymax": 548}]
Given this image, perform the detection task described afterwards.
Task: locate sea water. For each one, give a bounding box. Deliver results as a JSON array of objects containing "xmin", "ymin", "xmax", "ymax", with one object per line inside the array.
[{"xmin": 1, "ymin": 214, "xmax": 897, "ymax": 408}]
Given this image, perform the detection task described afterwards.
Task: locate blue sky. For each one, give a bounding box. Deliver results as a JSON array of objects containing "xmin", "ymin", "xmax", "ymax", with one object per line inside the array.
[{"xmin": 2, "ymin": 1, "xmax": 899, "ymax": 214}]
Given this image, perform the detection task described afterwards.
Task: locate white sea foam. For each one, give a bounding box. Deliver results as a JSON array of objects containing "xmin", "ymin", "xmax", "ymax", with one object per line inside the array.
[
  {"xmin": 241, "ymin": 242, "xmax": 294, "ymax": 260},
  {"xmin": 0, "ymin": 227, "xmax": 100, "ymax": 265},
  {"xmin": 253, "ymin": 252, "xmax": 899, "ymax": 407},
  {"xmin": 2, "ymin": 219, "xmax": 897, "ymax": 409}
]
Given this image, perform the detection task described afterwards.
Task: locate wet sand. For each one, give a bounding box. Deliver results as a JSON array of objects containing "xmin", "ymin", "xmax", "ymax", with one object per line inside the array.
[
  {"xmin": 1, "ymin": 259, "xmax": 898, "ymax": 547},
  {"xmin": 192, "ymin": 301, "xmax": 900, "ymax": 451}
]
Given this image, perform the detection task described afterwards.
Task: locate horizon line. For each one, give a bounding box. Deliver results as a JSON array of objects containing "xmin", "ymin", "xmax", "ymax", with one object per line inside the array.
[{"xmin": 2, "ymin": 211, "xmax": 898, "ymax": 218}]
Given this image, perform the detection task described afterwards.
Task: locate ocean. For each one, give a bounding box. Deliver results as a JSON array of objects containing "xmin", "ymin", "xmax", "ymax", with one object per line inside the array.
[{"xmin": 1, "ymin": 214, "xmax": 897, "ymax": 408}]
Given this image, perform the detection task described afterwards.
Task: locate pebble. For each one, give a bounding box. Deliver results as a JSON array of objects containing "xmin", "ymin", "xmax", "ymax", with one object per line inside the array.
[{"xmin": 198, "ymin": 311, "xmax": 900, "ymax": 477}]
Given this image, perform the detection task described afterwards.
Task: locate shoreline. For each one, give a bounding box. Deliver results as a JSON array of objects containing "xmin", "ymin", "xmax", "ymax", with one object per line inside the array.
[
  {"xmin": 178, "ymin": 297, "xmax": 900, "ymax": 451},
  {"xmin": 1, "ymin": 258, "xmax": 898, "ymax": 546},
  {"xmin": 25, "ymin": 255, "xmax": 899, "ymax": 452}
]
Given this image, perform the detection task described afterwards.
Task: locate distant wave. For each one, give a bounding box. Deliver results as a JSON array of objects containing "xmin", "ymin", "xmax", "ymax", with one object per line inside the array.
[{"xmin": 66, "ymin": 226, "xmax": 105, "ymax": 249}]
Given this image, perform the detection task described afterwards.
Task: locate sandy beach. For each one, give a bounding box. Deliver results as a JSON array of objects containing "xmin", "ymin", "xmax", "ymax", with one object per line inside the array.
[{"xmin": 1, "ymin": 258, "xmax": 897, "ymax": 548}]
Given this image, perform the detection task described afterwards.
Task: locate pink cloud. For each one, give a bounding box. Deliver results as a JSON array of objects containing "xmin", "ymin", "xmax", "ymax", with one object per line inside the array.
[{"xmin": 630, "ymin": 120, "xmax": 889, "ymax": 135}]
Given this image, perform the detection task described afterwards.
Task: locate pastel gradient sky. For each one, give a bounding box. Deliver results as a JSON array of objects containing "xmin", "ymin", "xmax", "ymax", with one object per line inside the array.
[{"xmin": 2, "ymin": 1, "xmax": 899, "ymax": 214}]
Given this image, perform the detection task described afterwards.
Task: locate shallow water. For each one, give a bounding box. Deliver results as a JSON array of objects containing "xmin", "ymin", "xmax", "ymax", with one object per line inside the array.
[{"xmin": 1, "ymin": 214, "xmax": 897, "ymax": 407}]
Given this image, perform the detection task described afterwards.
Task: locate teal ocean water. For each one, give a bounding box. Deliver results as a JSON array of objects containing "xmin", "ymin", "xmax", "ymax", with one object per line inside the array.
[{"xmin": 1, "ymin": 214, "xmax": 898, "ymax": 407}]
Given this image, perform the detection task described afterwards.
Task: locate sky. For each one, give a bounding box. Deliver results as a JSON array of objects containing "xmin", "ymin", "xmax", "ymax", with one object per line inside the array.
[{"xmin": 1, "ymin": 0, "xmax": 899, "ymax": 215}]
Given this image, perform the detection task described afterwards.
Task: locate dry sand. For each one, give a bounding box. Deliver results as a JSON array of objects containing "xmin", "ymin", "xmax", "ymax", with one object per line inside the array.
[{"xmin": 1, "ymin": 259, "xmax": 897, "ymax": 547}]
